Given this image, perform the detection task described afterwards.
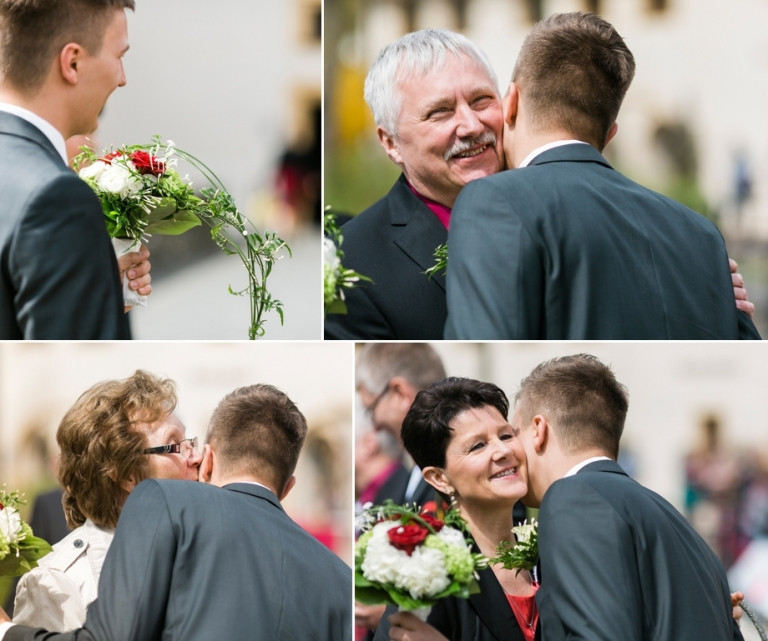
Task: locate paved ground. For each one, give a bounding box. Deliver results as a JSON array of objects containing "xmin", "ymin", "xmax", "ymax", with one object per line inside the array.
[{"xmin": 129, "ymin": 225, "xmax": 321, "ymax": 340}]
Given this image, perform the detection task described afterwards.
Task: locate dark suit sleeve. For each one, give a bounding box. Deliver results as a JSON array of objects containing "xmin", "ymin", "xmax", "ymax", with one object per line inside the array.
[
  {"xmin": 5, "ymin": 480, "xmax": 175, "ymax": 641},
  {"xmin": 445, "ymin": 179, "xmax": 543, "ymax": 339},
  {"xmin": 324, "ymin": 280, "xmax": 396, "ymax": 339},
  {"xmin": 537, "ymin": 482, "xmax": 644, "ymax": 641},
  {"xmin": 737, "ymin": 310, "xmax": 761, "ymax": 339},
  {"xmin": 11, "ymin": 174, "xmax": 128, "ymax": 339}
]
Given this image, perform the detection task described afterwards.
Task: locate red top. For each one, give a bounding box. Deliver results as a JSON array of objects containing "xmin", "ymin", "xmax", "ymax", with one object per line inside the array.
[
  {"xmin": 506, "ymin": 584, "xmax": 539, "ymax": 641},
  {"xmin": 407, "ymin": 181, "xmax": 452, "ymax": 230}
]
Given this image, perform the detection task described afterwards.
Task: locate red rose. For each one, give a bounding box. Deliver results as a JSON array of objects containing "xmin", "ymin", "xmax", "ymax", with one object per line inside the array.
[
  {"xmin": 387, "ymin": 523, "xmax": 429, "ymax": 556},
  {"xmin": 419, "ymin": 513, "xmax": 445, "ymax": 533},
  {"xmin": 129, "ymin": 150, "xmax": 165, "ymax": 176},
  {"xmin": 100, "ymin": 151, "xmax": 123, "ymax": 164}
]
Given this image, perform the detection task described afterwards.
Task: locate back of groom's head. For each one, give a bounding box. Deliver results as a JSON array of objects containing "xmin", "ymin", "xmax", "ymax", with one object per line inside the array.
[
  {"xmin": 0, "ymin": 0, "xmax": 135, "ymax": 95},
  {"xmin": 205, "ymin": 384, "xmax": 308, "ymax": 494},
  {"xmin": 515, "ymin": 353, "xmax": 628, "ymax": 459}
]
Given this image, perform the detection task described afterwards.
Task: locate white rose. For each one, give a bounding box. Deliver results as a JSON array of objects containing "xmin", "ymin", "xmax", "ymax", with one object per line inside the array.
[
  {"xmin": 0, "ymin": 505, "xmax": 22, "ymax": 545},
  {"xmin": 394, "ymin": 544, "xmax": 450, "ymax": 599},
  {"xmin": 78, "ymin": 160, "xmax": 108, "ymax": 181},
  {"xmin": 97, "ymin": 163, "xmax": 141, "ymax": 198},
  {"xmin": 323, "ymin": 237, "xmax": 340, "ymax": 272}
]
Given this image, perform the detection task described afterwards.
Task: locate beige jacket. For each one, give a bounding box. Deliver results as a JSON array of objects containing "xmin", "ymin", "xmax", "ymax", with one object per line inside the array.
[{"xmin": 13, "ymin": 519, "xmax": 114, "ymax": 631}]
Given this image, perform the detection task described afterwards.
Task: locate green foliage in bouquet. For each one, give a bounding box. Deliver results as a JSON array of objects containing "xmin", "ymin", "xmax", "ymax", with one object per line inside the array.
[
  {"xmin": 0, "ymin": 489, "xmax": 52, "ymax": 577},
  {"xmin": 355, "ymin": 500, "xmax": 487, "ymax": 611},
  {"xmin": 323, "ymin": 209, "xmax": 372, "ymax": 316},
  {"xmin": 75, "ymin": 136, "xmax": 290, "ymax": 339},
  {"xmin": 490, "ymin": 519, "xmax": 538, "ymax": 576}
]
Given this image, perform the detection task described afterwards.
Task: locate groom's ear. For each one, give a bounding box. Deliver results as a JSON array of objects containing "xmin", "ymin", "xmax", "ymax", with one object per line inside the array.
[
  {"xmin": 502, "ymin": 82, "xmax": 519, "ymax": 129},
  {"xmin": 531, "ymin": 415, "xmax": 549, "ymax": 453},
  {"xmin": 59, "ymin": 43, "xmax": 82, "ymax": 85},
  {"xmin": 198, "ymin": 444, "xmax": 214, "ymax": 483}
]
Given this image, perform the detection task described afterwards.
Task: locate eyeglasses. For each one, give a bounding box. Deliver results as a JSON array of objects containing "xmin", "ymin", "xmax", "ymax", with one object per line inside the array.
[
  {"xmin": 143, "ymin": 436, "xmax": 198, "ymax": 459},
  {"xmin": 364, "ymin": 382, "xmax": 391, "ymax": 419}
]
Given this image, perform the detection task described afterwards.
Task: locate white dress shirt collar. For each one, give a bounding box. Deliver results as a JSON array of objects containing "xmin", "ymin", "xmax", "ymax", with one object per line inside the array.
[
  {"xmin": 564, "ymin": 456, "xmax": 612, "ymax": 478},
  {"xmin": 0, "ymin": 102, "xmax": 68, "ymax": 165},
  {"xmin": 518, "ymin": 139, "xmax": 589, "ymax": 169}
]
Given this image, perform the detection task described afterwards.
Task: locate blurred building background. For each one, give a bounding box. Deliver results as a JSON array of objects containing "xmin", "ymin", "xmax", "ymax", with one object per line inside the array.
[
  {"xmin": 354, "ymin": 341, "xmax": 768, "ymax": 634},
  {"xmin": 0, "ymin": 342, "xmax": 354, "ymax": 606},
  {"xmin": 326, "ymin": 0, "xmax": 768, "ymax": 335},
  {"xmin": 96, "ymin": 1, "xmax": 322, "ymax": 338}
]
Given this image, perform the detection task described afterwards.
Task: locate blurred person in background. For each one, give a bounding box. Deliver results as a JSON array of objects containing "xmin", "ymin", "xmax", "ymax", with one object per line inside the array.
[
  {"xmin": 324, "ymin": 27, "xmax": 754, "ymax": 341},
  {"xmin": 12, "ymin": 370, "xmax": 201, "ymax": 631}
]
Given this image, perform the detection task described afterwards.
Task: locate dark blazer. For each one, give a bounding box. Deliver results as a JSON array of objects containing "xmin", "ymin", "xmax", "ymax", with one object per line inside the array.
[
  {"xmin": 324, "ymin": 174, "xmax": 447, "ymax": 340},
  {"xmin": 536, "ymin": 460, "xmax": 744, "ymax": 641},
  {"xmin": 372, "ymin": 550, "xmax": 532, "ymax": 641},
  {"xmin": 445, "ymin": 143, "xmax": 760, "ymax": 340},
  {"xmin": 0, "ymin": 112, "xmax": 129, "ymax": 339},
  {"xmin": 7, "ymin": 479, "xmax": 352, "ymax": 641}
]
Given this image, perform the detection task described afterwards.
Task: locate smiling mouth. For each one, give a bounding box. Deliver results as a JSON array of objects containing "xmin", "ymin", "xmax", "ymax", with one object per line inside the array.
[
  {"xmin": 453, "ymin": 144, "xmax": 491, "ymax": 160},
  {"xmin": 491, "ymin": 467, "xmax": 517, "ymax": 480}
]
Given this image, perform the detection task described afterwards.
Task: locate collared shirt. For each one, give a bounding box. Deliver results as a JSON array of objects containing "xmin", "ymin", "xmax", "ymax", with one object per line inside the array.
[
  {"xmin": 406, "ymin": 180, "xmax": 452, "ymax": 230},
  {"xmin": 0, "ymin": 102, "xmax": 68, "ymax": 165},
  {"xmin": 518, "ymin": 139, "xmax": 589, "ymax": 169},
  {"xmin": 563, "ymin": 456, "xmax": 612, "ymax": 478}
]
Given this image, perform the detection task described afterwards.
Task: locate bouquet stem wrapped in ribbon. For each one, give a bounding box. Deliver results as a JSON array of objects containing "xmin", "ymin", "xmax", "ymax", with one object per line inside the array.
[{"xmin": 75, "ymin": 136, "xmax": 289, "ymax": 339}]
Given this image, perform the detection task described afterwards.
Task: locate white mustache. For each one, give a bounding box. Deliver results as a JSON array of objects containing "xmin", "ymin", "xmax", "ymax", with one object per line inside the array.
[{"xmin": 444, "ymin": 131, "xmax": 497, "ymax": 161}]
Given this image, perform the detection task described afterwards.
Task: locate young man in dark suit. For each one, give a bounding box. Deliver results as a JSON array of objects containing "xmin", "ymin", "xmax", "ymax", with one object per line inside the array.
[
  {"xmin": 0, "ymin": 0, "xmax": 150, "ymax": 339},
  {"xmin": 0, "ymin": 383, "xmax": 352, "ymax": 641},
  {"xmin": 445, "ymin": 12, "xmax": 759, "ymax": 339},
  {"xmin": 512, "ymin": 353, "xmax": 744, "ymax": 640}
]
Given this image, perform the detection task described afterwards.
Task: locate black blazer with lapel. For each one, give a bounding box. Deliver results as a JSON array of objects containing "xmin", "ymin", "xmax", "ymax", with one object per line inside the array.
[
  {"xmin": 372, "ymin": 548, "xmax": 532, "ymax": 641},
  {"xmin": 324, "ymin": 174, "xmax": 447, "ymax": 340},
  {"xmin": 7, "ymin": 479, "xmax": 352, "ymax": 641},
  {"xmin": 0, "ymin": 112, "xmax": 129, "ymax": 339},
  {"xmin": 445, "ymin": 143, "xmax": 760, "ymax": 340},
  {"xmin": 536, "ymin": 460, "xmax": 743, "ymax": 641}
]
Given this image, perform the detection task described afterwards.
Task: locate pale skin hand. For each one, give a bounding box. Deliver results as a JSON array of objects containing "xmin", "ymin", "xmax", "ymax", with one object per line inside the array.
[
  {"xmin": 730, "ymin": 258, "xmax": 754, "ymax": 318},
  {"xmin": 387, "ymin": 611, "xmax": 449, "ymax": 641},
  {"xmin": 732, "ymin": 591, "xmax": 745, "ymax": 623},
  {"xmin": 117, "ymin": 244, "xmax": 152, "ymax": 312}
]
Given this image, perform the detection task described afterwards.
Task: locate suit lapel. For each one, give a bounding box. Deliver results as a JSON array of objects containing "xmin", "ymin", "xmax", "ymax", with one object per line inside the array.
[
  {"xmin": 470, "ymin": 562, "xmax": 527, "ymax": 641},
  {"xmin": 388, "ymin": 175, "xmax": 448, "ymax": 291}
]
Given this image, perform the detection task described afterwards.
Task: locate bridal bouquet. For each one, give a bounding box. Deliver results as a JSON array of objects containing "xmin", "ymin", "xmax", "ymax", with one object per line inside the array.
[
  {"xmin": 0, "ymin": 488, "xmax": 52, "ymax": 577},
  {"xmin": 491, "ymin": 518, "xmax": 538, "ymax": 575},
  {"xmin": 323, "ymin": 209, "xmax": 371, "ymax": 316},
  {"xmin": 74, "ymin": 136, "xmax": 289, "ymax": 339},
  {"xmin": 355, "ymin": 501, "xmax": 486, "ymax": 612}
]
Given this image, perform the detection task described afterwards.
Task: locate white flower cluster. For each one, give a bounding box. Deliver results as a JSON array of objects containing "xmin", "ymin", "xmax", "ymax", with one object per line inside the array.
[
  {"xmin": 360, "ymin": 520, "xmax": 474, "ymax": 601},
  {"xmin": 0, "ymin": 504, "xmax": 23, "ymax": 558},
  {"xmin": 511, "ymin": 519, "xmax": 537, "ymax": 545},
  {"xmin": 79, "ymin": 157, "xmax": 143, "ymax": 199}
]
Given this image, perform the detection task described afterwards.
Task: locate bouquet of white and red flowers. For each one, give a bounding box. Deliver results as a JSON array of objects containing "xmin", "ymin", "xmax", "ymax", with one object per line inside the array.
[
  {"xmin": 74, "ymin": 136, "xmax": 289, "ymax": 339},
  {"xmin": 355, "ymin": 501, "xmax": 486, "ymax": 613},
  {"xmin": 0, "ymin": 488, "xmax": 52, "ymax": 577}
]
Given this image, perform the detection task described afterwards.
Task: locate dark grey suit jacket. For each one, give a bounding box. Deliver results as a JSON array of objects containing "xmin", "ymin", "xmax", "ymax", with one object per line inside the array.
[
  {"xmin": 0, "ymin": 112, "xmax": 129, "ymax": 339},
  {"xmin": 536, "ymin": 460, "xmax": 743, "ymax": 641},
  {"xmin": 324, "ymin": 174, "xmax": 447, "ymax": 340},
  {"xmin": 7, "ymin": 479, "xmax": 352, "ymax": 641},
  {"xmin": 445, "ymin": 143, "xmax": 760, "ymax": 339}
]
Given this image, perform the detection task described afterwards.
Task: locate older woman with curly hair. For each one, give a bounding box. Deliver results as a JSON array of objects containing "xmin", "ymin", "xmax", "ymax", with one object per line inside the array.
[{"xmin": 12, "ymin": 370, "xmax": 201, "ymax": 631}]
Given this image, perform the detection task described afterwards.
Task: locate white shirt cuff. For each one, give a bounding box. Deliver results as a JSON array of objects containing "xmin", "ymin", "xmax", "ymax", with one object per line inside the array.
[{"xmin": 0, "ymin": 621, "xmax": 16, "ymax": 639}]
